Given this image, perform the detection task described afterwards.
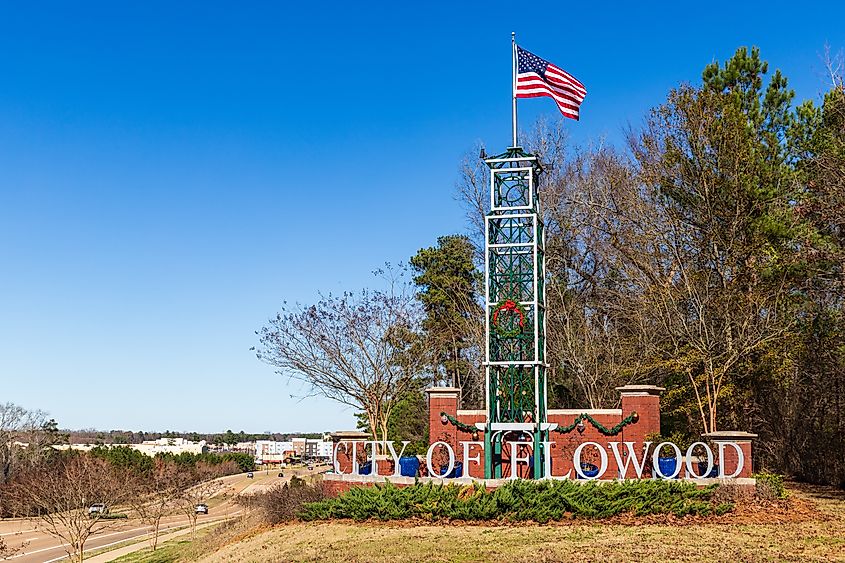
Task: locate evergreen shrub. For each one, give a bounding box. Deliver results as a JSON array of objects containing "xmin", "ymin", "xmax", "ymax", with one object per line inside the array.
[
  {"xmin": 300, "ymin": 479, "xmax": 732, "ymax": 522},
  {"xmin": 753, "ymin": 472, "xmax": 787, "ymax": 500}
]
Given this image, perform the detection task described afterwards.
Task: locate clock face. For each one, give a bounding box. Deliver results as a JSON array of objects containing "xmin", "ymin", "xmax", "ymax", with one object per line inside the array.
[{"xmin": 495, "ymin": 170, "xmax": 531, "ymax": 208}]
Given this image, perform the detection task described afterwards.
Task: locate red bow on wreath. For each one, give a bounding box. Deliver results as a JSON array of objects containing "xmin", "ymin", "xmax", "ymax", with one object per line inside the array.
[
  {"xmin": 492, "ymin": 299, "xmax": 527, "ymax": 338},
  {"xmin": 492, "ymin": 300, "xmax": 525, "ymax": 327}
]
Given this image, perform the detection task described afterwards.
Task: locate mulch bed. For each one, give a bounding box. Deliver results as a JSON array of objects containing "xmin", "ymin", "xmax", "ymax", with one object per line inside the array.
[{"xmin": 288, "ymin": 494, "xmax": 825, "ymax": 528}]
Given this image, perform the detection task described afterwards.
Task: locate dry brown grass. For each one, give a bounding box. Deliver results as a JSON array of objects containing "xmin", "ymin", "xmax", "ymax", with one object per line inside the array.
[{"xmin": 190, "ymin": 484, "xmax": 845, "ymax": 563}]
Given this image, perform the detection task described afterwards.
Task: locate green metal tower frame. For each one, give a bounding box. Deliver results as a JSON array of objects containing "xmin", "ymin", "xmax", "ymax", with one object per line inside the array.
[{"xmin": 481, "ymin": 145, "xmax": 555, "ymax": 479}]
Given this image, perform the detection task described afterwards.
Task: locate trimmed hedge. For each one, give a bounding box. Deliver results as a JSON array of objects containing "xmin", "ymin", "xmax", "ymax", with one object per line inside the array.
[{"xmin": 300, "ymin": 479, "xmax": 733, "ymax": 522}]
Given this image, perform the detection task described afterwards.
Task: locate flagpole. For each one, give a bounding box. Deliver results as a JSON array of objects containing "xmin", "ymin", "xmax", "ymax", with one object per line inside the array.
[{"xmin": 511, "ymin": 31, "xmax": 518, "ymax": 147}]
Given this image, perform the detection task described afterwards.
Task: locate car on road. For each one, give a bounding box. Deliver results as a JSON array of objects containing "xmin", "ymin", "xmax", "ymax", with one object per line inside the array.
[
  {"xmin": 88, "ymin": 503, "xmax": 108, "ymax": 516},
  {"xmin": 246, "ymin": 472, "xmax": 254, "ymax": 478},
  {"xmin": 278, "ymin": 472, "xmax": 284, "ymax": 478},
  {"xmin": 195, "ymin": 503, "xmax": 208, "ymax": 515},
  {"xmin": 307, "ymin": 465, "xmax": 314, "ymax": 471}
]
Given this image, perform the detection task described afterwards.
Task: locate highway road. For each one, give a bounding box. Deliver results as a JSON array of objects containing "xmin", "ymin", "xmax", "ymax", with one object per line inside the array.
[
  {"xmin": 3, "ymin": 512, "xmax": 236, "ymax": 563},
  {"xmin": 0, "ymin": 467, "xmax": 323, "ymax": 563}
]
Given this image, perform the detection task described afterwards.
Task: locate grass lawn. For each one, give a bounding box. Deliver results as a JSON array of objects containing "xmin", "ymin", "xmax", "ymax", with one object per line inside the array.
[
  {"xmin": 111, "ymin": 539, "xmax": 194, "ymax": 563},
  {"xmin": 118, "ymin": 484, "xmax": 845, "ymax": 562}
]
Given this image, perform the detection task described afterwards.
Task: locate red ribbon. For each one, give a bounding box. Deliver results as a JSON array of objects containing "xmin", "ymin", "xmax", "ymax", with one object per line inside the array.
[{"xmin": 492, "ymin": 299, "xmax": 525, "ymax": 328}]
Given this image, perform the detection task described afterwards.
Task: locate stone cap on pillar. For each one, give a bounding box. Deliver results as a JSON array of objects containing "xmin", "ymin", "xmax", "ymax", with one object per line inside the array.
[
  {"xmin": 703, "ymin": 431, "xmax": 758, "ymax": 442},
  {"xmin": 424, "ymin": 386, "xmax": 462, "ymax": 400},
  {"xmin": 615, "ymin": 384, "xmax": 665, "ymax": 396},
  {"xmin": 328, "ymin": 430, "xmax": 371, "ymax": 443}
]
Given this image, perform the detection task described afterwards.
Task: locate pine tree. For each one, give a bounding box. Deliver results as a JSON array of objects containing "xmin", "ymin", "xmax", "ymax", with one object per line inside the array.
[{"xmin": 410, "ymin": 235, "xmax": 483, "ymax": 405}]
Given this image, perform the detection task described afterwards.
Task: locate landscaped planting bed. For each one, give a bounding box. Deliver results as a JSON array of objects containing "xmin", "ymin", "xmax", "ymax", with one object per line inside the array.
[{"xmin": 300, "ymin": 479, "xmax": 734, "ymax": 522}]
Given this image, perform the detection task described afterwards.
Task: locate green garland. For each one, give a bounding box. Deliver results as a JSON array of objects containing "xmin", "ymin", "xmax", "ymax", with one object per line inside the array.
[
  {"xmin": 440, "ymin": 412, "xmax": 478, "ymax": 434},
  {"xmin": 552, "ymin": 411, "xmax": 639, "ymax": 436},
  {"xmin": 441, "ymin": 411, "xmax": 638, "ymax": 437}
]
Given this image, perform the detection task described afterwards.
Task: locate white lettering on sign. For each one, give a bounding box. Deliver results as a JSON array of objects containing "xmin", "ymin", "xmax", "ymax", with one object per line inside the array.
[
  {"xmin": 368, "ymin": 441, "xmax": 380, "ymax": 476},
  {"xmin": 461, "ymin": 441, "xmax": 481, "ymax": 473},
  {"xmin": 714, "ymin": 441, "xmax": 745, "ymax": 479},
  {"xmin": 332, "ymin": 441, "xmax": 344, "ymax": 474},
  {"xmin": 652, "ymin": 442, "xmax": 683, "ymax": 479},
  {"xmin": 426, "ymin": 441, "xmax": 455, "ymax": 478},
  {"xmin": 331, "ymin": 439, "xmax": 746, "ymax": 481},
  {"xmin": 609, "ymin": 441, "xmax": 651, "ymax": 479},
  {"xmin": 685, "ymin": 441, "xmax": 714, "ymax": 479},
  {"xmin": 573, "ymin": 442, "xmax": 609, "ymax": 480},
  {"xmin": 540, "ymin": 441, "xmax": 572, "ymax": 480},
  {"xmin": 333, "ymin": 440, "xmax": 365, "ymax": 475},
  {"xmin": 509, "ymin": 442, "xmax": 532, "ymax": 479},
  {"xmin": 385, "ymin": 440, "xmax": 411, "ymax": 477}
]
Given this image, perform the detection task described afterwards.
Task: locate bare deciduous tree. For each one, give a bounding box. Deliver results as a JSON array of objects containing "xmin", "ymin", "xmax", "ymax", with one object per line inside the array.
[
  {"xmin": 255, "ymin": 272, "xmax": 429, "ymax": 445},
  {"xmin": 456, "ymin": 142, "xmax": 489, "ymax": 257},
  {"xmin": 0, "ymin": 536, "xmax": 26, "ymax": 560},
  {"xmin": 0, "ymin": 403, "xmax": 47, "ymax": 485},
  {"xmin": 178, "ymin": 465, "xmax": 224, "ymax": 539},
  {"xmin": 434, "ymin": 284, "xmax": 485, "ymax": 407},
  {"xmin": 10, "ymin": 454, "xmax": 133, "ymax": 563},
  {"xmin": 543, "ymin": 148, "xmax": 661, "ymax": 408},
  {"xmin": 821, "ymin": 42, "xmax": 845, "ymax": 92},
  {"xmin": 130, "ymin": 460, "xmax": 193, "ymax": 551}
]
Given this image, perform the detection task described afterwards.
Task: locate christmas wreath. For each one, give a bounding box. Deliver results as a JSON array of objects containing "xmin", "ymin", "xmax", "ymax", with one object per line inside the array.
[{"xmin": 491, "ymin": 299, "xmax": 527, "ymax": 338}]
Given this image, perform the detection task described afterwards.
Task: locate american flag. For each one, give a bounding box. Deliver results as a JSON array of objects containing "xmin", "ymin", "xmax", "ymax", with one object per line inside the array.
[{"xmin": 516, "ymin": 46, "xmax": 586, "ymax": 121}]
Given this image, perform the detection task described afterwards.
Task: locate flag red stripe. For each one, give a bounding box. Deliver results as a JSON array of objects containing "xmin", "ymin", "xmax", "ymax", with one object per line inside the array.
[
  {"xmin": 517, "ymin": 75, "xmax": 584, "ymax": 105},
  {"xmin": 518, "ymin": 92, "xmax": 580, "ymax": 119},
  {"xmin": 546, "ymin": 72, "xmax": 587, "ymax": 98},
  {"xmin": 517, "ymin": 71, "xmax": 583, "ymax": 92},
  {"xmin": 516, "ymin": 87, "xmax": 581, "ymax": 112},
  {"xmin": 539, "ymin": 69, "xmax": 587, "ymax": 97},
  {"xmin": 517, "ymin": 73, "xmax": 585, "ymax": 102},
  {"xmin": 547, "ymin": 64, "xmax": 586, "ymax": 93},
  {"xmin": 517, "ymin": 74, "xmax": 583, "ymax": 96},
  {"xmin": 517, "ymin": 75, "xmax": 582, "ymax": 107}
]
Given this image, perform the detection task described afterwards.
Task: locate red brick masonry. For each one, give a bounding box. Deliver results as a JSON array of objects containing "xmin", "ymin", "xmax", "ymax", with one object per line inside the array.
[
  {"xmin": 323, "ymin": 386, "xmax": 756, "ymax": 495},
  {"xmin": 425, "ymin": 385, "xmax": 755, "ymax": 480}
]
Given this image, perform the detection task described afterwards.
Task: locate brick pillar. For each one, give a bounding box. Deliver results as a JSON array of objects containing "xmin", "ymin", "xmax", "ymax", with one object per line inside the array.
[
  {"xmin": 703, "ymin": 431, "xmax": 757, "ymax": 478},
  {"xmin": 328, "ymin": 430, "xmax": 370, "ymax": 474},
  {"xmin": 615, "ymin": 385, "xmax": 664, "ymax": 478},
  {"xmin": 425, "ymin": 387, "xmax": 461, "ymax": 471}
]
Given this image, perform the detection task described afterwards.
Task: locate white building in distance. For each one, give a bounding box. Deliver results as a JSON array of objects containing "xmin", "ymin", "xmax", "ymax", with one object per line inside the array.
[
  {"xmin": 133, "ymin": 437, "xmax": 207, "ymax": 456},
  {"xmin": 255, "ymin": 440, "xmax": 294, "ymax": 462},
  {"xmin": 254, "ymin": 438, "xmax": 333, "ymax": 463},
  {"xmin": 55, "ymin": 438, "xmax": 207, "ymax": 457}
]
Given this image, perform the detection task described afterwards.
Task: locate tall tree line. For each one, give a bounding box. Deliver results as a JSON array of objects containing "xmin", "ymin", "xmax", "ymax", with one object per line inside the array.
[
  {"xmin": 454, "ymin": 47, "xmax": 844, "ymax": 486},
  {"xmin": 255, "ymin": 46, "xmax": 844, "ymax": 486}
]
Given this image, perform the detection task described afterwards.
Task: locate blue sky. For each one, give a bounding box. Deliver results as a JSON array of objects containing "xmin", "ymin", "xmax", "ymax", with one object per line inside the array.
[{"xmin": 1, "ymin": 2, "xmax": 843, "ymax": 433}]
